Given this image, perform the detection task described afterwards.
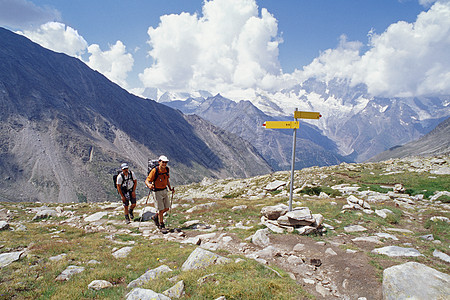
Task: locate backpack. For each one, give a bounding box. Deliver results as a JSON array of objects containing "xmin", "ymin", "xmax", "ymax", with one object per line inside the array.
[
  {"xmin": 113, "ymin": 170, "xmax": 134, "ymax": 193},
  {"xmin": 147, "ymin": 158, "xmax": 169, "ymax": 185}
]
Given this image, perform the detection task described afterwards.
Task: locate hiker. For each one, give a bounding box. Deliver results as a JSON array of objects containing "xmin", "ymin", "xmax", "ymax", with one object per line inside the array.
[
  {"xmin": 145, "ymin": 155, "xmax": 174, "ymax": 229},
  {"xmin": 116, "ymin": 163, "xmax": 137, "ymax": 224}
]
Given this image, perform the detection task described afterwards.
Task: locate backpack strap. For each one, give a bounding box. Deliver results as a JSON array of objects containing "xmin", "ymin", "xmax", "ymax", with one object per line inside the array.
[{"xmin": 120, "ymin": 171, "xmax": 134, "ymax": 191}]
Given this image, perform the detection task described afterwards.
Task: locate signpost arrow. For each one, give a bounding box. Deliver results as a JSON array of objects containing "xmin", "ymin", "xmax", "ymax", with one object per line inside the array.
[
  {"xmin": 294, "ymin": 111, "xmax": 322, "ymax": 119},
  {"xmin": 263, "ymin": 121, "xmax": 299, "ymax": 129}
]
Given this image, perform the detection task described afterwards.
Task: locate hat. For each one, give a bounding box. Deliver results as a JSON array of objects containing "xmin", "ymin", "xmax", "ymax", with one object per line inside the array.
[
  {"xmin": 121, "ymin": 163, "xmax": 129, "ymax": 169},
  {"xmin": 159, "ymin": 155, "xmax": 169, "ymax": 162}
]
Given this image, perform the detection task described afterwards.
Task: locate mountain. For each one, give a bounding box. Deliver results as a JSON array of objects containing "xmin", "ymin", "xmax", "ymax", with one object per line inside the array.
[
  {"xmin": 0, "ymin": 27, "xmax": 271, "ymax": 203},
  {"xmin": 163, "ymin": 94, "xmax": 350, "ymax": 170},
  {"xmin": 368, "ymin": 117, "xmax": 450, "ymax": 161},
  {"xmin": 157, "ymin": 78, "xmax": 450, "ymax": 163}
]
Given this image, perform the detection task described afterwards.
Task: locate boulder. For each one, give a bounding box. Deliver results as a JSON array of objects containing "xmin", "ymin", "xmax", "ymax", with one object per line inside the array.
[
  {"xmin": 277, "ymin": 207, "xmax": 315, "ymax": 226},
  {"xmin": 126, "ymin": 288, "xmax": 170, "ymax": 300},
  {"xmin": 252, "ymin": 228, "xmax": 270, "ymax": 248},
  {"xmin": 127, "ymin": 265, "xmax": 173, "ymax": 288},
  {"xmin": 264, "ymin": 180, "xmax": 286, "ymax": 191},
  {"xmin": 55, "ymin": 265, "xmax": 85, "ymax": 281},
  {"xmin": 32, "ymin": 209, "xmax": 58, "ymax": 220},
  {"xmin": 383, "ymin": 262, "xmax": 450, "ymax": 300},
  {"xmin": 372, "ymin": 246, "xmax": 423, "ymax": 257},
  {"xmin": 84, "ymin": 212, "xmax": 108, "ymax": 222},
  {"xmin": 0, "ymin": 250, "xmax": 25, "ymax": 267},
  {"xmin": 163, "ymin": 280, "xmax": 185, "ymax": 298},
  {"xmin": 0, "ymin": 221, "xmax": 9, "ymax": 231},
  {"xmin": 433, "ymin": 249, "xmax": 450, "ymax": 263},
  {"xmin": 181, "ymin": 247, "xmax": 231, "ymax": 271},
  {"xmin": 112, "ymin": 246, "xmax": 133, "ymax": 259},
  {"xmin": 261, "ymin": 204, "xmax": 288, "ymax": 220},
  {"xmin": 88, "ymin": 280, "xmax": 113, "ymax": 290}
]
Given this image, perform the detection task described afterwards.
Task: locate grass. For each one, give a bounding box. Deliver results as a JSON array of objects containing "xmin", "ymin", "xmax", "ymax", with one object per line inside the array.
[{"xmin": 0, "ymin": 202, "xmax": 312, "ymax": 300}]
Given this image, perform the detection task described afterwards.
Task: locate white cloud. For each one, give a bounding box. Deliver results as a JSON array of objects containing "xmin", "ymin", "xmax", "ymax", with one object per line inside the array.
[
  {"xmin": 139, "ymin": 0, "xmax": 282, "ymax": 94},
  {"xmin": 297, "ymin": 0, "xmax": 450, "ymax": 97},
  {"xmin": 0, "ymin": 0, "xmax": 61, "ymax": 28},
  {"xmin": 17, "ymin": 22, "xmax": 87, "ymax": 57},
  {"xmin": 17, "ymin": 21, "xmax": 134, "ymax": 89},
  {"xmin": 87, "ymin": 41, "xmax": 134, "ymax": 89}
]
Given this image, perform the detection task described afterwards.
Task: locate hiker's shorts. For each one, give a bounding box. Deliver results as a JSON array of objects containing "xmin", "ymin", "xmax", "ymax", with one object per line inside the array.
[
  {"xmin": 122, "ymin": 190, "xmax": 136, "ymax": 207},
  {"xmin": 154, "ymin": 188, "xmax": 170, "ymax": 211}
]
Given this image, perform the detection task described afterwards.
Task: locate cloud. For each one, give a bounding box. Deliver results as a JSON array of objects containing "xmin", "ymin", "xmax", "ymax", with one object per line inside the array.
[
  {"xmin": 139, "ymin": 0, "xmax": 282, "ymax": 94},
  {"xmin": 298, "ymin": 0, "xmax": 450, "ymax": 97},
  {"xmin": 17, "ymin": 22, "xmax": 88, "ymax": 57},
  {"xmin": 0, "ymin": 0, "xmax": 61, "ymax": 28},
  {"xmin": 17, "ymin": 21, "xmax": 134, "ymax": 89},
  {"xmin": 87, "ymin": 41, "xmax": 134, "ymax": 89}
]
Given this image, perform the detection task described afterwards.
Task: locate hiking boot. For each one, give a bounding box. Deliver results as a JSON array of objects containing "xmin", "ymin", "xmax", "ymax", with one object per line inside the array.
[
  {"xmin": 129, "ymin": 209, "xmax": 134, "ymax": 220},
  {"xmin": 125, "ymin": 215, "xmax": 131, "ymax": 224},
  {"xmin": 159, "ymin": 222, "xmax": 165, "ymax": 229},
  {"xmin": 151, "ymin": 214, "xmax": 159, "ymax": 227}
]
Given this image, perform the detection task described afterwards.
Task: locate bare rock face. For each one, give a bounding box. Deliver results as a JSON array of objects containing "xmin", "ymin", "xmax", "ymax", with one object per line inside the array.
[{"xmin": 383, "ymin": 262, "xmax": 450, "ymax": 300}]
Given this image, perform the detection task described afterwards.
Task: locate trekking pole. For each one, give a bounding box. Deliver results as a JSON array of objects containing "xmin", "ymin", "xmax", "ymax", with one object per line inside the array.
[{"xmin": 138, "ymin": 189, "xmax": 152, "ymax": 230}]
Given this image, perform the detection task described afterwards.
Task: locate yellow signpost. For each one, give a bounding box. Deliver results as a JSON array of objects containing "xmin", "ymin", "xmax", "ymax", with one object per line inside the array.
[
  {"xmin": 263, "ymin": 109, "xmax": 322, "ymax": 211},
  {"xmin": 294, "ymin": 111, "xmax": 321, "ymax": 119},
  {"xmin": 263, "ymin": 121, "xmax": 299, "ymax": 129}
]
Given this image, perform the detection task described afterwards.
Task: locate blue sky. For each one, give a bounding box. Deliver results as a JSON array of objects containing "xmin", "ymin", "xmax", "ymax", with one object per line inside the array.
[{"xmin": 1, "ymin": 0, "xmax": 449, "ymax": 99}]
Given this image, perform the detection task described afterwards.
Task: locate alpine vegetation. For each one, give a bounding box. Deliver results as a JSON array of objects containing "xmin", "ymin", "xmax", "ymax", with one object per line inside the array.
[{"xmin": 1, "ymin": 156, "xmax": 449, "ymax": 299}]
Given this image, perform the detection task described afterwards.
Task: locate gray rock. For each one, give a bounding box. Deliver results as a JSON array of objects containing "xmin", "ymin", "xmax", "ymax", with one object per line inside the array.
[
  {"xmin": 344, "ymin": 225, "xmax": 367, "ymax": 232},
  {"xmin": 0, "ymin": 250, "xmax": 25, "ymax": 267},
  {"xmin": 375, "ymin": 233, "xmax": 398, "ymax": 241},
  {"xmin": 293, "ymin": 243, "xmax": 305, "ymax": 251},
  {"xmin": 263, "ymin": 220, "xmax": 285, "ymax": 233},
  {"xmin": 32, "ymin": 209, "xmax": 58, "ymax": 220},
  {"xmin": 433, "ymin": 249, "xmax": 450, "ymax": 263},
  {"xmin": 181, "ymin": 247, "xmax": 231, "ymax": 271},
  {"xmin": 372, "ymin": 246, "xmax": 423, "ymax": 257},
  {"xmin": 163, "ymin": 280, "xmax": 185, "ymax": 298},
  {"xmin": 264, "ymin": 180, "xmax": 286, "ymax": 191},
  {"xmin": 256, "ymin": 246, "xmax": 280, "ymax": 258},
  {"xmin": 352, "ymin": 236, "xmax": 383, "ymax": 244},
  {"xmin": 126, "ymin": 288, "xmax": 170, "ymax": 300},
  {"xmin": 393, "ymin": 184, "xmax": 405, "ymax": 193},
  {"xmin": 182, "ymin": 220, "xmax": 201, "ymax": 228},
  {"xmin": 252, "ymin": 228, "xmax": 270, "ymax": 248},
  {"xmin": 112, "ymin": 246, "xmax": 133, "ymax": 259},
  {"xmin": 383, "ymin": 262, "xmax": 450, "ymax": 300},
  {"xmin": 55, "ymin": 265, "xmax": 85, "ymax": 281},
  {"xmin": 430, "ymin": 216, "xmax": 450, "ymax": 222},
  {"xmin": 325, "ymin": 248, "xmax": 337, "ymax": 256},
  {"xmin": 296, "ymin": 226, "xmax": 316, "ymax": 235},
  {"xmin": 84, "ymin": 212, "xmax": 108, "ymax": 222},
  {"xmin": 49, "ymin": 253, "xmax": 67, "ymax": 261},
  {"xmin": 375, "ymin": 209, "xmax": 393, "ymax": 219},
  {"xmin": 0, "ymin": 221, "xmax": 9, "ymax": 230},
  {"xmin": 419, "ymin": 234, "xmax": 434, "ymax": 241},
  {"xmin": 88, "ymin": 280, "xmax": 113, "ymax": 290},
  {"xmin": 278, "ymin": 207, "xmax": 315, "ymax": 226},
  {"xmin": 261, "ymin": 204, "xmax": 288, "ymax": 220},
  {"xmin": 231, "ymin": 205, "xmax": 247, "ymax": 211},
  {"xmin": 127, "ymin": 265, "xmax": 173, "ymax": 288}
]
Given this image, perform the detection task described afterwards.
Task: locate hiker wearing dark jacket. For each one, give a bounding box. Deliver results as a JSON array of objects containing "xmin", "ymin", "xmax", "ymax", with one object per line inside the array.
[
  {"xmin": 145, "ymin": 155, "xmax": 174, "ymax": 229},
  {"xmin": 117, "ymin": 163, "xmax": 137, "ymax": 224}
]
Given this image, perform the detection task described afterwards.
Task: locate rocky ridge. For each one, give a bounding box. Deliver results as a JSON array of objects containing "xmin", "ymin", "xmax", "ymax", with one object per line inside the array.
[{"xmin": 1, "ymin": 156, "xmax": 449, "ymax": 299}]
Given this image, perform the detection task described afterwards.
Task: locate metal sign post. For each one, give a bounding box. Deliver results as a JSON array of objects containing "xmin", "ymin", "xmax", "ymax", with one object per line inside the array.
[
  {"xmin": 263, "ymin": 109, "xmax": 322, "ymax": 212},
  {"xmin": 288, "ymin": 109, "xmax": 298, "ymax": 211}
]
